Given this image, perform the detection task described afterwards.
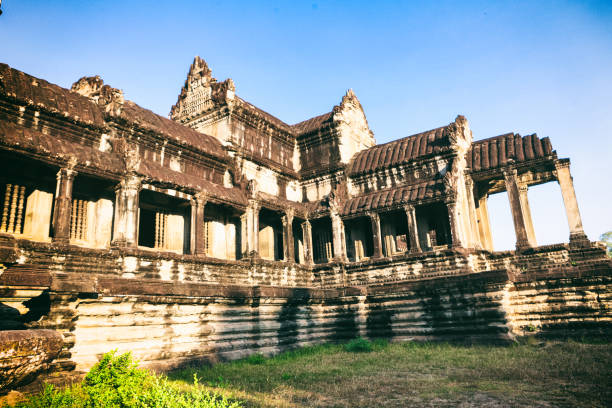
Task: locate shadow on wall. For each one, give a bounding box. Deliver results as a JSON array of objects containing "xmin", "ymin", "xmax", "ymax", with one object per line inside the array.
[
  {"xmin": 515, "ymin": 279, "xmax": 611, "ymax": 340},
  {"xmin": 277, "ymin": 288, "xmax": 306, "ymax": 347},
  {"xmin": 417, "ymin": 286, "xmax": 509, "ymax": 342},
  {"xmin": 330, "ymin": 299, "xmax": 358, "ymax": 342},
  {"xmin": 0, "ymin": 290, "xmax": 50, "ymax": 330},
  {"xmin": 366, "ymin": 301, "xmax": 394, "ymax": 340}
]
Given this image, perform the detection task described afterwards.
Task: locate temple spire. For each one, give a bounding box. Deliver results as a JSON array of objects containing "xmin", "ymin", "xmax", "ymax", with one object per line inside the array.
[{"xmin": 185, "ymin": 56, "xmax": 215, "ymax": 89}]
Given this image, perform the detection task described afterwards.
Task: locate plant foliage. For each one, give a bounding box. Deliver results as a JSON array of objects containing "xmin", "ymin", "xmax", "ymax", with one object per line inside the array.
[
  {"xmin": 12, "ymin": 351, "xmax": 242, "ymax": 408},
  {"xmin": 600, "ymin": 231, "xmax": 612, "ymax": 257},
  {"xmin": 344, "ymin": 337, "xmax": 373, "ymax": 353}
]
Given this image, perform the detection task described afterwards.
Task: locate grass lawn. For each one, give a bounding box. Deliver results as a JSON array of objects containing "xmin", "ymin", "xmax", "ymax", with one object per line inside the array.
[{"xmin": 168, "ymin": 338, "xmax": 612, "ymax": 408}]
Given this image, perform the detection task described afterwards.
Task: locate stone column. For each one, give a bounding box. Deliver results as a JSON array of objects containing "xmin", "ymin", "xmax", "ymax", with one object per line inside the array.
[
  {"xmin": 245, "ymin": 199, "xmax": 260, "ymax": 257},
  {"xmin": 404, "ymin": 205, "xmax": 421, "ymax": 253},
  {"xmin": 111, "ymin": 174, "xmax": 141, "ymax": 248},
  {"xmin": 190, "ymin": 192, "xmax": 207, "ymax": 255},
  {"xmin": 52, "ymin": 167, "xmax": 77, "ymax": 244},
  {"xmin": 446, "ymin": 200, "xmax": 464, "ymax": 248},
  {"xmin": 331, "ymin": 212, "xmax": 347, "ymax": 261},
  {"xmin": 282, "ymin": 209, "xmax": 295, "ymax": 262},
  {"xmin": 555, "ymin": 160, "xmax": 588, "ymax": 245},
  {"xmin": 518, "ymin": 184, "xmax": 537, "ymax": 247},
  {"xmin": 476, "ymin": 194, "xmax": 494, "ymax": 251},
  {"xmin": 465, "ymin": 178, "xmax": 482, "ymax": 249},
  {"xmin": 503, "ymin": 168, "xmax": 531, "ymax": 250},
  {"xmin": 240, "ymin": 213, "xmax": 248, "ymax": 256},
  {"xmin": 368, "ymin": 212, "xmax": 384, "ymax": 258},
  {"xmin": 301, "ymin": 220, "xmax": 313, "ymax": 265}
]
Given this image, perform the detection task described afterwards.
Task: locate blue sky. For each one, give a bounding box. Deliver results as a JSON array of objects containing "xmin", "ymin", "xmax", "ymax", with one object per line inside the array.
[{"xmin": 1, "ymin": 0, "xmax": 611, "ymax": 249}]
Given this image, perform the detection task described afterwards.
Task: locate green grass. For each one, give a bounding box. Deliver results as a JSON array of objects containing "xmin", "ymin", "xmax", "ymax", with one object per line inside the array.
[
  {"xmin": 5, "ymin": 339, "xmax": 610, "ymax": 407},
  {"xmin": 167, "ymin": 338, "xmax": 612, "ymax": 408}
]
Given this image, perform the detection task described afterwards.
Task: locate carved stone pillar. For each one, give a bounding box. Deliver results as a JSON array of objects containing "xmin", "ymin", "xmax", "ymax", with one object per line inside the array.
[
  {"xmin": 240, "ymin": 213, "xmax": 248, "ymax": 256},
  {"xmin": 465, "ymin": 178, "xmax": 482, "ymax": 249},
  {"xmin": 446, "ymin": 200, "xmax": 464, "ymax": 248},
  {"xmin": 301, "ymin": 220, "xmax": 313, "ymax": 265},
  {"xmin": 282, "ymin": 209, "xmax": 295, "ymax": 262},
  {"xmin": 52, "ymin": 167, "xmax": 77, "ymax": 244},
  {"xmin": 190, "ymin": 192, "xmax": 207, "ymax": 255},
  {"xmin": 503, "ymin": 168, "xmax": 531, "ymax": 250},
  {"xmin": 245, "ymin": 199, "xmax": 260, "ymax": 257},
  {"xmin": 518, "ymin": 184, "xmax": 537, "ymax": 247},
  {"xmin": 111, "ymin": 175, "xmax": 141, "ymax": 248},
  {"xmin": 404, "ymin": 205, "xmax": 421, "ymax": 253},
  {"xmin": 331, "ymin": 212, "xmax": 347, "ymax": 261},
  {"xmin": 555, "ymin": 160, "xmax": 588, "ymax": 245},
  {"xmin": 368, "ymin": 212, "xmax": 383, "ymax": 258},
  {"xmin": 476, "ymin": 193, "xmax": 494, "ymax": 251}
]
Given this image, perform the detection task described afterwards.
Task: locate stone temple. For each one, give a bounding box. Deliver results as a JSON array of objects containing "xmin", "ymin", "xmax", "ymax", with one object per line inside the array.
[{"xmin": 0, "ymin": 57, "xmax": 610, "ymax": 390}]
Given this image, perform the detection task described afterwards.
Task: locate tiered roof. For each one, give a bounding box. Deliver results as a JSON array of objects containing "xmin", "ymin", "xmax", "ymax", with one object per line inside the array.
[
  {"xmin": 347, "ymin": 125, "xmax": 455, "ymax": 176},
  {"xmin": 292, "ymin": 111, "xmax": 333, "ymax": 135},
  {"xmin": 119, "ymin": 101, "xmax": 227, "ymax": 161},
  {"xmin": 342, "ymin": 179, "xmax": 445, "ymax": 216},
  {"xmin": 0, "ymin": 63, "xmax": 105, "ymax": 127},
  {"xmin": 468, "ymin": 133, "xmax": 555, "ymax": 173}
]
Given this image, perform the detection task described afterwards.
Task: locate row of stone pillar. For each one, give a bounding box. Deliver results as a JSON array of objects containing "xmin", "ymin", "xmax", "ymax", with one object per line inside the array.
[
  {"xmin": 50, "ymin": 166, "xmax": 432, "ymax": 260},
  {"xmin": 481, "ymin": 160, "xmax": 587, "ymax": 251},
  {"xmin": 310, "ymin": 160, "xmax": 587, "ymax": 258},
  {"xmin": 50, "ymin": 159, "xmax": 587, "ymax": 256},
  {"xmin": 51, "ymin": 169, "xmax": 143, "ymax": 247},
  {"xmin": 332, "ymin": 205, "xmax": 424, "ymax": 262}
]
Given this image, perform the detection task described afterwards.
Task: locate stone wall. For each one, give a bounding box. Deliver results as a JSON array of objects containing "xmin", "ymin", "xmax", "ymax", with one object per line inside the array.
[
  {"xmin": 12, "ymin": 239, "xmax": 315, "ymax": 288},
  {"xmin": 1, "ymin": 237, "xmax": 610, "ymax": 386}
]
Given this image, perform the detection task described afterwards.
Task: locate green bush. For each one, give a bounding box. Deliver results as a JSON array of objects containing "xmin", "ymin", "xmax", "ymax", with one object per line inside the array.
[
  {"xmin": 344, "ymin": 337, "xmax": 373, "ymax": 353},
  {"xmin": 13, "ymin": 351, "xmax": 242, "ymax": 408}
]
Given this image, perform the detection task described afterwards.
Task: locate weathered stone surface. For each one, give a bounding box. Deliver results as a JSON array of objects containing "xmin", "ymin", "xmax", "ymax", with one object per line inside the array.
[
  {"xmin": 0, "ymin": 234, "xmax": 17, "ymax": 264},
  {"xmin": 0, "ymin": 240, "xmax": 609, "ymax": 380},
  {"xmin": 0, "ymin": 330, "xmax": 63, "ymax": 393}
]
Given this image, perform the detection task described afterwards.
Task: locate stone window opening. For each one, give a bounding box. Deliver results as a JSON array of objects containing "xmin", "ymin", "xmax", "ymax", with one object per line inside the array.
[
  {"xmin": 138, "ymin": 189, "xmax": 190, "ymax": 254},
  {"xmin": 203, "ymin": 202, "xmax": 241, "ymax": 260},
  {"xmin": 258, "ymin": 208, "xmax": 284, "ymax": 261},
  {"xmin": 523, "ymin": 182, "xmax": 569, "ymax": 246},
  {"xmin": 69, "ymin": 176, "xmax": 115, "ymax": 248},
  {"xmin": 416, "ymin": 203, "xmax": 451, "ymax": 250},
  {"xmin": 484, "ymin": 191, "xmax": 514, "ymax": 251},
  {"xmin": 292, "ymin": 217, "xmax": 305, "ymax": 264},
  {"xmin": 484, "ymin": 175, "xmax": 563, "ymax": 251},
  {"xmin": 0, "ymin": 153, "xmax": 56, "ymax": 242},
  {"xmin": 1, "ymin": 183, "xmax": 27, "ymax": 235},
  {"xmin": 70, "ymin": 198, "xmax": 88, "ymax": 241},
  {"xmin": 380, "ymin": 210, "xmax": 409, "ymax": 256},
  {"xmin": 311, "ymin": 217, "xmax": 333, "ymax": 264},
  {"xmin": 344, "ymin": 216, "xmax": 373, "ymax": 262}
]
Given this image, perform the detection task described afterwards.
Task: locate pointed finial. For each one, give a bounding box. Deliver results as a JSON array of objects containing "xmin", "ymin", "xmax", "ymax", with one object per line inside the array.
[
  {"xmin": 187, "ymin": 56, "xmax": 214, "ymax": 85},
  {"xmin": 455, "ymin": 115, "xmax": 468, "ymax": 126}
]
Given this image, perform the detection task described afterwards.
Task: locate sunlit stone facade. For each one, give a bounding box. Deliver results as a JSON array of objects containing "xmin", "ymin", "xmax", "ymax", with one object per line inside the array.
[{"xmin": 0, "ymin": 58, "xmax": 609, "ymax": 388}]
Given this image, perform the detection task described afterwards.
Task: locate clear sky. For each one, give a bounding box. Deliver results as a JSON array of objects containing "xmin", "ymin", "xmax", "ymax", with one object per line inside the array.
[{"xmin": 1, "ymin": 0, "xmax": 611, "ymax": 249}]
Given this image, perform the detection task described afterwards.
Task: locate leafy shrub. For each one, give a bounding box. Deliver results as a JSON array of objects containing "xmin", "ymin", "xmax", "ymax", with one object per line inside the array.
[
  {"xmin": 11, "ymin": 383, "xmax": 86, "ymax": 408},
  {"xmin": 344, "ymin": 337, "xmax": 373, "ymax": 353},
  {"xmin": 13, "ymin": 351, "xmax": 242, "ymax": 408},
  {"xmin": 81, "ymin": 350, "xmax": 151, "ymax": 407}
]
